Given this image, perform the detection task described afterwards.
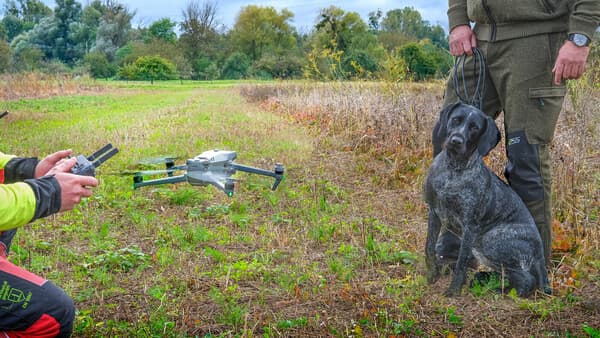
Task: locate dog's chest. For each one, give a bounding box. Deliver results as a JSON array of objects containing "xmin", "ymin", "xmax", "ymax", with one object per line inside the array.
[{"xmin": 427, "ymin": 164, "xmax": 487, "ymax": 222}]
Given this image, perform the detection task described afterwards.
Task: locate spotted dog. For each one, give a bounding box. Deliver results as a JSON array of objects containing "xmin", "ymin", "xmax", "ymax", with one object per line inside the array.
[{"xmin": 424, "ymin": 102, "xmax": 551, "ymax": 297}]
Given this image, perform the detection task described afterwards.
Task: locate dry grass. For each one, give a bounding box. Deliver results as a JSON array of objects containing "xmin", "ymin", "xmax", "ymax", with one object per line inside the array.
[
  {"xmin": 3, "ymin": 76, "xmax": 598, "ymax": 336},
  {"xmin": 0, "ymin": 72, "xmax": 100, "ymax": 102},
  {"xmin": 239, "ymin": 76, "xmax": 600, "ymax": 335}
]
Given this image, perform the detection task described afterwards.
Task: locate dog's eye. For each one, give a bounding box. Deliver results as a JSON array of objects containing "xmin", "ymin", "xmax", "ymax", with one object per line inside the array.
[
  {"xmin": 469, "ymin": 123, "xmax": 480, "ymax": 132},
  {"xmin": 451, "ymin": 116, "xmax": 462, "ymax": 126}
]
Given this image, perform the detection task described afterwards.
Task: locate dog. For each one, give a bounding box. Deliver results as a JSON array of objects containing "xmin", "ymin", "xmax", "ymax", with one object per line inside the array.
[{"xmin": 424, "ymin": 102, "xmax": 551, "ymax": 297}]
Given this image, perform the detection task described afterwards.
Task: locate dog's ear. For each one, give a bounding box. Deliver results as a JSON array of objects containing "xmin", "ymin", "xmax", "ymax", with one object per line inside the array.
[
  {"xmin": 477, "ymin": 116, "xmax": 501, "ymax": 156},
  {"xmin": 432, "ymin": 102, "xmax": 461, "ymax": 157}
]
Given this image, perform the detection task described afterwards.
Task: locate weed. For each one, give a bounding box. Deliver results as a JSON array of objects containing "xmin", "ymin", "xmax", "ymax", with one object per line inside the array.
[
  {"xmin": 276, "ymin": 316, "xmax": 308, "ymax": 330},
  {"xmin": 444, "ymin": 306, "xmax": 463, "ymax": 327},
  {"xmin": 208, "ymin": 285, "xmax": 247, "ymax": 331},
  {"xmin": 469, "ymin": 271, "xmax": 506, "ymax": 297},
  {"xmin": 83, "ymin": 246, "xmax": 150, "ymax": 273},
  {"xmin": 583, "ymin": 324, "xmax": 600, "ymax": 338}
]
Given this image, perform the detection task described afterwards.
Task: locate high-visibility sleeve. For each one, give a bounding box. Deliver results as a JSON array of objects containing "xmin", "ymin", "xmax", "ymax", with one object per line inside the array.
[{"xmin": 0, "ymin": 182, "xmax": 36, "ymax": 230}]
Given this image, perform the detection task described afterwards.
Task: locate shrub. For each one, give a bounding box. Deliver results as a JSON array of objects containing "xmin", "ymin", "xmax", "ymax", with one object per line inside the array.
[
  {"xmin": 222, "ymin": 52, "xmax": 250, "ymax": 80},
  {"xmin": 117, "ymin": 55, "xmax": 177, "ymax": 83},
  {"xmin": 84, "ymin": 52, "xmax": 116, "ymax": 79}
]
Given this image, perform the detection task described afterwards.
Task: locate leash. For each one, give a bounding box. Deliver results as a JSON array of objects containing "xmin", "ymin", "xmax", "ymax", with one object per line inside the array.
[{"xmin": 453, "ymin": 47, "xmax": 486, "ymax": 110}]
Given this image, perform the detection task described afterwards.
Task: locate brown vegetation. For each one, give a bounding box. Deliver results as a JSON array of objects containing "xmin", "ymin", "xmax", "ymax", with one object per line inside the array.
[
  {"xmin": 239, "ymin": 76, "xmax": 600, "ymax": 336},
  {"xmin": 0, "ymin": 72, "xmax": 100, "ymax": 102}
]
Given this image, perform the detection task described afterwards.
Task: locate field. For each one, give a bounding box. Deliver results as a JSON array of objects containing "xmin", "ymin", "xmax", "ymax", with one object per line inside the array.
[{"xmin": 0, "ymin": 75, "xmax": 598, "ymax": 337}]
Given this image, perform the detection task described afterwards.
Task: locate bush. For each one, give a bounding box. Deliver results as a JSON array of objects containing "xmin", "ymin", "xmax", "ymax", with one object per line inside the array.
[
  {"xmin": 0, "ymin": 40, "xmax": 11, "ymax": 72},
  {"xmin": 222, "ymin": 52, "xmax": 250, "ymax": 80},
  {"xmin": 342, "ymin": 50, "xmax": 378, "ymax": 79},
  {"xmin": 84, "ymin": 52, "xmax": 116, "ymax": 79},
  {"xmin": 117, "ymin": 55, "xmax": 178, "ymax": 83},
  {"xmin": 252, "ymin": 53, "xmax": 304, "ymax": 79}
]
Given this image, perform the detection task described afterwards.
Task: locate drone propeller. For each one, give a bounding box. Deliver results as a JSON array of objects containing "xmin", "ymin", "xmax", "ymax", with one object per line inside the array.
[
  {"xmin": 137, "ymin": 156, "xmax": 180, "ymax": 165},
  {"xmin": 132, "ymin": 169, "xmax": 176, "ymax": 176}
]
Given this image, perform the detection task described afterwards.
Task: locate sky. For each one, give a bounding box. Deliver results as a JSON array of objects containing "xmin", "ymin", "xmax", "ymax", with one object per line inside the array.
[{"xmin": 43, "ymin": 0, "xmax": 450, "ymax": 33}]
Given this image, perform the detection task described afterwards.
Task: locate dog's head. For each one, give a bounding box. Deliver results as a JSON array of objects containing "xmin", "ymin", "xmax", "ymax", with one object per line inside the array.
[{"xmin": 432, "ymin": 102, "xmax": 500, "ymax": 159}]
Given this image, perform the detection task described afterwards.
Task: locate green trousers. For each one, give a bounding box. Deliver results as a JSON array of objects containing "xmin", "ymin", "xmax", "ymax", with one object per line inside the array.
[{"xmin": 443, "ymin": 32, "xmax": 568, "ymax": 264}]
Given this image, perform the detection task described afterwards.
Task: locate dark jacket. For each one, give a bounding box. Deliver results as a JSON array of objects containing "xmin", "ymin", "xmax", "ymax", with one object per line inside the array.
[{"xmin": 448, "ymin": 0, "xmax": 600, "ymax": 41}]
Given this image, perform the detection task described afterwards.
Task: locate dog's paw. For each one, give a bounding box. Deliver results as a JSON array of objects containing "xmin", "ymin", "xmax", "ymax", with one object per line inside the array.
[
  {"xmin": 426, "ymin": 269, "xmax": 441, "ymax": 284},
  {"xmin": 444, "ymin": 287, "xmax": 461, "ymax": 297}
]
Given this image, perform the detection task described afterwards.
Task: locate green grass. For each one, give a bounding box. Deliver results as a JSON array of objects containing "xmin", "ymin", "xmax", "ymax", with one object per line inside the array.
[{"xmin": 1, "ymin": 80, "xmax": 598, "ymax": 337}]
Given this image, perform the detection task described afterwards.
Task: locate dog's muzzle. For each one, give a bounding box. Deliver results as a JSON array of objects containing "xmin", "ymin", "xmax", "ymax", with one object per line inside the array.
[{"xmin": 445, "ymin": 134, "xmax": 466, "ymax": 152}]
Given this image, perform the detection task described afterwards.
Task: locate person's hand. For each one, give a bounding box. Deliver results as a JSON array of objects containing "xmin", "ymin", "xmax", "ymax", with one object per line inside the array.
[
  {"xmin": 40, "ymin": 154, "xmax": 98, "ymax": 211},
  {"xmin": 35, "ymin": 149, "xmax": 73, "ymax": 178},
  {"xmin": 553, "ymin": 41, "xmax": 590, "ymax": 85},
  {"xmin": 449, "ymin": 25, "xmax": 477, "ymax": 56},
  {"xmin": 53, "ymin": 172, "xmax": 98, "ymax": 212}
]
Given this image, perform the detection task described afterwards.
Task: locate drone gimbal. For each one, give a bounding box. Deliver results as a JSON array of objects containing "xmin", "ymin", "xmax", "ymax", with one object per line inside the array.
[{"xmin": 133, "ymin": 150, "xmax": 284, "ymax": 196}]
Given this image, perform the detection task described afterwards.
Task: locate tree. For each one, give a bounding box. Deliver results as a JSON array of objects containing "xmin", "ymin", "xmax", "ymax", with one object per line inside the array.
[
  {"xmin": 52, "ymin": 0, "xmax": 83, "ymax": 64},
  {"xmin": 1, "ymin": 15, "xmax": 23, "ymax": 41},
  {"xmin": 306, "ymin": 6, "xmax": 382, "ymax": 80},
  {"xmin": 222, "ymin": 52, "xmax": 250, "ymax": 79},
  {"xmin": 379, "ymin": 7, "xmax": 448, "ymax": 50},
  {"xmin": 74, "ymin": 0, "xmax": 105, "ymax": 54},
  {"xmin": 92, "ymin": 1, "xmax": 134, "ymax": 61},
  {"xmin": 179, "ymin": 0, "xmax": 220, "ymax": 74},
  {"xmin": 148, "ymin": 18, "xmax": 176, "ymax": 43},
  {"xmin": 0, "ymin": 0, "xmax": 52, "ymax": 41},
  {"xmin": 398, "ymin": 42, "xmax": 436, "ymax": 81},
  {"xmin": 315, "ymin": 6, "xmax": 372, "ymax": 52},
  {"xmin": 230, "ymin": 5, "xmax": 296, "ymax": 62}
]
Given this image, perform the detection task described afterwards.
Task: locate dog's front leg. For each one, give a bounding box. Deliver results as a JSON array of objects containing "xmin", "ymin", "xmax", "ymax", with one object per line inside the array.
[
  {"xmin": 425, "ymin": 209, "xmax": 442, "ymax": 284},
  {"xmin": 445, "ymin": 226, "xmax": 474, "ymax": 296}
]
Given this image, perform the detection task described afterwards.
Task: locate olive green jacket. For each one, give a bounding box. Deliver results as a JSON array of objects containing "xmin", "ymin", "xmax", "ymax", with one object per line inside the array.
[
  {"xmin": 0, "ymin": 153, "xmax": 36, "ymax": 230},
  {"xmin": 448, "ymin": 0, "xmax": 600, "ymax": 41}
]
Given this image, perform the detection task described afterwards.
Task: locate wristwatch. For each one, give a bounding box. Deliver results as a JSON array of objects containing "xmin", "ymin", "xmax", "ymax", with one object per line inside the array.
[{"xmin": 567, "ymin": 33, "xmax": 591, "ymax": 47}]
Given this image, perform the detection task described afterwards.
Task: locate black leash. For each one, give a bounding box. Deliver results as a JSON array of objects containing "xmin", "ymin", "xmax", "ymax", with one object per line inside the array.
[{"xmin": 453, "ymin": 47, "xmax": 486, "ymax": 110}]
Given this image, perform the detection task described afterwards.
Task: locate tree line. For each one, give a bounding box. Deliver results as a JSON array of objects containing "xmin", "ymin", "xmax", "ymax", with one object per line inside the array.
[{"xmin": 0, "ymin": 0, "xmax": 453, "ymax": 81}]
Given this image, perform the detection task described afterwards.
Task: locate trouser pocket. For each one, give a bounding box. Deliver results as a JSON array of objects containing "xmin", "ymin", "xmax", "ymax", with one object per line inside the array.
[{"xmin": 526, "ymin": 86, "xmax": 565, "ymax": 144}]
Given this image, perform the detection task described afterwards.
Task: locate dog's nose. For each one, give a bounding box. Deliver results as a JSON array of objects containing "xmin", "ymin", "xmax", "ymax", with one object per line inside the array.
[{"xmin": 450, "ymin": 135, "xmax": 464, "ymax": 145}]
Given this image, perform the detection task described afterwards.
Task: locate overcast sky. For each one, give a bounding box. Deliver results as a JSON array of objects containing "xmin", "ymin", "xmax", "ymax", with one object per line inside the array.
[{"xmin": 43, "ymin": 1, "xmax": 450, "ymax": 33}]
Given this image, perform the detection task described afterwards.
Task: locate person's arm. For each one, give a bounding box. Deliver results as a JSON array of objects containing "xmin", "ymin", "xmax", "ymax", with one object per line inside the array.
[
  {"xmin": 1, "ymin": 153, "xmax": 38, "ymax": 183},
  {"xmin": 447, "ymin": 0, "xmax": 477, "ymax": 56},
  {"xmin": 0, "ymin": 152, "xmax": 98, "ymax": 230},
  {"xmin": 447, "ymin": 0, "xmax": 470, "ymax": 32},
  {"xmin": 553, "ymin": 0, "xmax": 600, "ymax": 84},
  {"xmin": 0, "ymin": 182, "xmax": 37, "ymax": 230}
]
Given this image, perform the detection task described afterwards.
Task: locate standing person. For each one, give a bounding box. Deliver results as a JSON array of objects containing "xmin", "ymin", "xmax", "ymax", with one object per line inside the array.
[
  {"xmin": 439, "ymin": 0, "xmax": 600, "ymax": 265},
  {"xmin": 0, "ymin": 150, "xmax": 98, "ymax": 337}
]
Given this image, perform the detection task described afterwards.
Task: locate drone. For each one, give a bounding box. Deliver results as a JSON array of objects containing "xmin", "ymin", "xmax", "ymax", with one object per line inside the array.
[{"xmin": 132, "ymin": 149, "xmax": 284, "ymax": 196}]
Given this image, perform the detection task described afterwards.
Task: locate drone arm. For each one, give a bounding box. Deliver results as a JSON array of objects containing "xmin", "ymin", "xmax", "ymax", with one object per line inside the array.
[
  {"xmin": 231, "ymin": 163, "xmax": 284, "ymax": 191},
  {"xmin": 133, "ymin": 174, "xmax": 187, "ymax": 189}
]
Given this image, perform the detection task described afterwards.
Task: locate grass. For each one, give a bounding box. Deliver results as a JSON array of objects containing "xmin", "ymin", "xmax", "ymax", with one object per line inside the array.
[{"xmin": 0, "ymin": 77, "xmax": 598, "ymax": 336}]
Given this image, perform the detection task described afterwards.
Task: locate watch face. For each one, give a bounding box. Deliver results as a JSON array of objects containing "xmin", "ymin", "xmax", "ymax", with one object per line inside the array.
[{"xmin": 571, "ymin": 34, "xmax": 589, "ymax": 47}]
